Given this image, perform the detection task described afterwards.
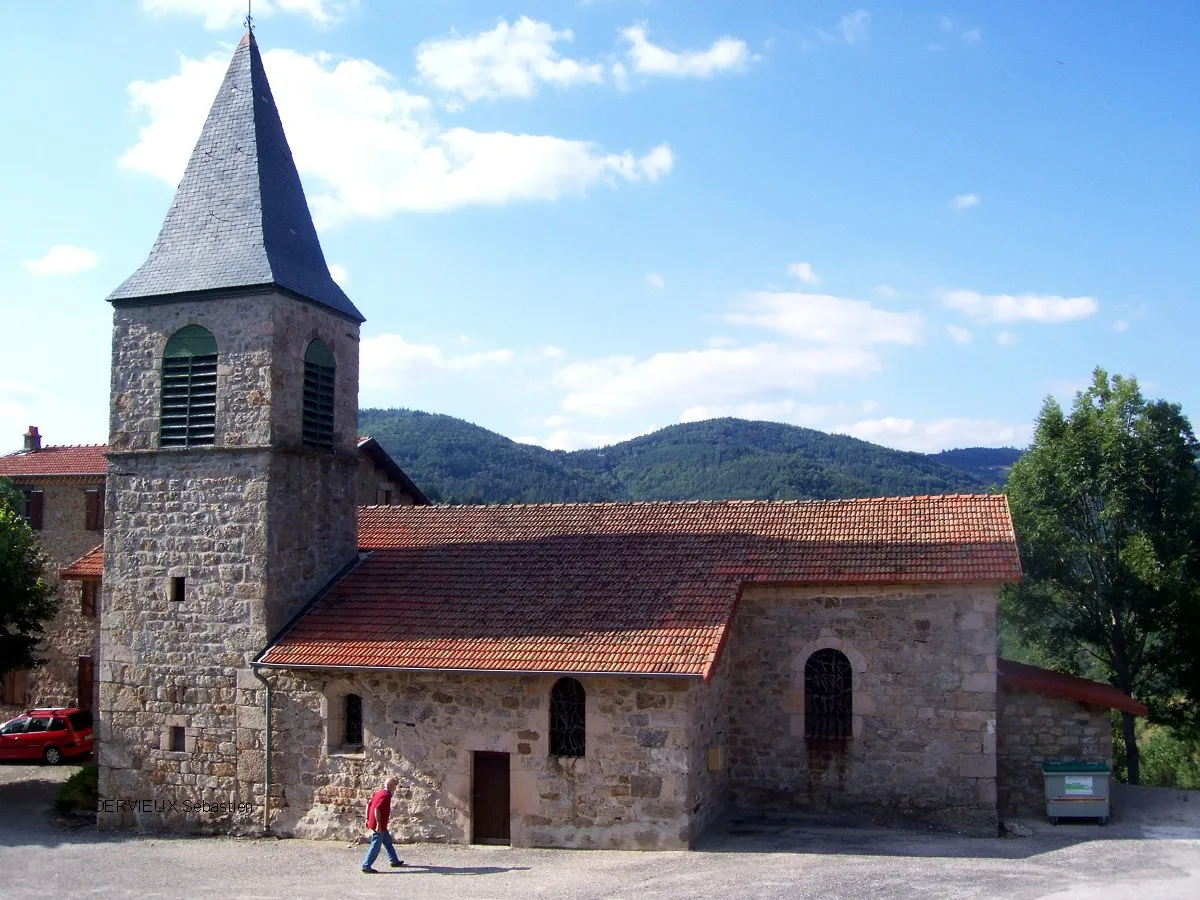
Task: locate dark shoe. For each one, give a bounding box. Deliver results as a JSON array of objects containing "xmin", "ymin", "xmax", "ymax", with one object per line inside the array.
[
  {"xmin": 390, "ymin": 860, "xmax": 405, "ymax": 868},
  {"xmin": 361, "ymin": 867, "xmax": 377, "ymax": 874}
]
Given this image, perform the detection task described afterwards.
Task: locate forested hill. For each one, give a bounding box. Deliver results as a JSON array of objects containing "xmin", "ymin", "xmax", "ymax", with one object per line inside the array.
[{"xmin": 358, "ymin": 409, "xmax": 1021, "ymax": 505}]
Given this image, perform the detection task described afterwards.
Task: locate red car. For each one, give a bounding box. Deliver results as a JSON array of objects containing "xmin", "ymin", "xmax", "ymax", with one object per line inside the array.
[{"xmin": 0, "ymin": 708, "xmax": 94, "ymax": 764}]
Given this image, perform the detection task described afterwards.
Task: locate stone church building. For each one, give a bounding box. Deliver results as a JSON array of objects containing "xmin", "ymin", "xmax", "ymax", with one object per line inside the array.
[{"xmin": 40, "ymin": 31, "xmax": 1142, "ymax": 849}]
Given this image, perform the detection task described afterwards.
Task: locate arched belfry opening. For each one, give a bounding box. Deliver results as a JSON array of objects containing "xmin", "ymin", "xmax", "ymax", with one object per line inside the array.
[{"xmin": 160, "ymin": 325, "xmax": 218, "ymax": 448}]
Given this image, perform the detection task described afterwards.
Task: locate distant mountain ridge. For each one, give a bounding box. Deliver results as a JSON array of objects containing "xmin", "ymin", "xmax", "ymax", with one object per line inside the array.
[{"xmin": 358, "ymin": 408, "xmax": 1022, "ymax": 505}]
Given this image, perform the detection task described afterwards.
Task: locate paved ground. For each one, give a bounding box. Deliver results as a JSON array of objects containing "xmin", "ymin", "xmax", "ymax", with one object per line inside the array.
[{"xmin": 2, "ymin": 760, "xmax": 1199, "ymax": 899}]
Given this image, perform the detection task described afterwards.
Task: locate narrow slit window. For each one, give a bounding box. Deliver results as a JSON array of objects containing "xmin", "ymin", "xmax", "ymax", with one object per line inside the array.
[
  {"xmin": 170, "ymin": 577, "xmax": 185, "ymax": 603},
  {"xmin": 161, "ymin": 325, "xmax": 218, "ymax": 448},
  {"xmin": 343, "ymin": 693, "xmax": 363, "ymax": 747},
  {"xmin": 804, "ymin": 648, "xmax": 853, "ymax": 741},
  {"xmin": 169, "ymin": 726, "xmax": 186, "ymax": 752},
  {"xmin": 549, "ymin": 677, "xmax": 586, "ymax": 757},
  {"xmin": 302, "ymin": 339, "xmax": 336, "ymax": 451}
]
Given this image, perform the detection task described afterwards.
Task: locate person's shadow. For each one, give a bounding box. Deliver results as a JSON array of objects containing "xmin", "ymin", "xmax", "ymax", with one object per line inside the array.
[{"xmin": 376, "ymin": 864, "xmax": 531, "ymax": 876}]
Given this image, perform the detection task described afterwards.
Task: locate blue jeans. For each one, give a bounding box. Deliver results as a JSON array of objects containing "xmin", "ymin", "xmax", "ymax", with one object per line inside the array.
[{"xmin": 362, "ymin": 830, "xmax": 401, "ymax": 868}]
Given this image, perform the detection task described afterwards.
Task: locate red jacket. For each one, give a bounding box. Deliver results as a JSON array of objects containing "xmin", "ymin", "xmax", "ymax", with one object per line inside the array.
[{"xmin": 365, "ymin": 788, "xmax": 392, "ymax": 831}]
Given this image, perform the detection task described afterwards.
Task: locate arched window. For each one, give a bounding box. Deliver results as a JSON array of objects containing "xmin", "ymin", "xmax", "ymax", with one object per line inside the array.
[
  {"xmin": 161, "ymin": 325, "xmax": 217, "ymax": 447},
  {"xmin": 343, "ymin": 693, "xmax": 363, "ymax": 747},
  {"xmin": 549, "ymin": 677, "xmax": 586, "ymax": 757},
  {"xmin": 804, "ymin": 649, "xmax": 853, "ymax": 740},
  {"xmin": 302, "ymin": 339, "xmax": 335, "ymax": 451}
]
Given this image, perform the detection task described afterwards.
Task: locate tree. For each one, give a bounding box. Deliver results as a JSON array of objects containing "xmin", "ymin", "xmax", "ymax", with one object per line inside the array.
[
  {"xmin": 1002, "ymin": 368, "xmax": 1200, "ymax": 784},
  {"xmin": 0, "ymin": 477, "xmax": 57, "ymax": 679}
]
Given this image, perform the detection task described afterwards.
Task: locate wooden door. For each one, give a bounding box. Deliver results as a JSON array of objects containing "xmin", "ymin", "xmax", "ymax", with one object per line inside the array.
[{"xmin": 471, "ymin": 751, "xmax": 511, "ymax": 845}]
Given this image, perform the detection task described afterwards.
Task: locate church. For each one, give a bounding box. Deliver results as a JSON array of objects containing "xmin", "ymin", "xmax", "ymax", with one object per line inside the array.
[{"xmin": 81, "ymin": 31, "xmax": 1141, "ymax": 849}]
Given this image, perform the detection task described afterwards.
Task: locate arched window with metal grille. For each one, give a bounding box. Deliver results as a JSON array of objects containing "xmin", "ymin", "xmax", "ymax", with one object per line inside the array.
[
  {"xmin": 303, "ymin": 339, "xmax": 336, "ymax": 451},
  {"xmin": 804, "ymin": 648, "xmax": 853, "ymax": 741},
  {"xmin": 160, "ymin": 325, "xmax": 217, "ymax": 448},
  {"xmin": 549, "ymin": 677, "xmax": 586, "ymax": 757}
]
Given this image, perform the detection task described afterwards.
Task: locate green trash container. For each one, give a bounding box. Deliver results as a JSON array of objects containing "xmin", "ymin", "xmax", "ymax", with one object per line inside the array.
[{"xmin": 1042, "ymin": 762, "xmax": 1111, "ymax": 825}]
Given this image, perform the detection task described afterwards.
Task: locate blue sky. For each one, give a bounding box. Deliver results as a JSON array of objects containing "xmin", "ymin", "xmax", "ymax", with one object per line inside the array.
[{"xmin": 1, "ymin": 1, "xmax": 1196, "ymax": 454}]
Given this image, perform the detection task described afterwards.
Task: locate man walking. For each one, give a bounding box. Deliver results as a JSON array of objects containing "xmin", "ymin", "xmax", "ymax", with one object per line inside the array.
[{"xmin": 362, "ymin": 776, "xmax": 405, "ymax": 873}]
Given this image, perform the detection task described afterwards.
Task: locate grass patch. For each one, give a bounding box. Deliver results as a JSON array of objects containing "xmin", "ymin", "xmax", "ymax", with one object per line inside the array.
[{"xmin": 54, "ymin": 763, "xmax": 97, "ymax": 816}]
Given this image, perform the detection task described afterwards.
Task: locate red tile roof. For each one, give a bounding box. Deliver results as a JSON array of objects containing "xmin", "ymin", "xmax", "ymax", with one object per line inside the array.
[
  {"xmin": 261, "ymin": 495, "xmax": 1020, "ymax": 677},
  {"xmin": 61, "ymin": 545, "xmax": 104, "ymax": 579},
  {"xmin": 0, "ymin": 445, "xmax": 107, "ymax": 477},
  {"xmin": 997, "ymin": 658, "xmax": 1148, "ymax": 715}
]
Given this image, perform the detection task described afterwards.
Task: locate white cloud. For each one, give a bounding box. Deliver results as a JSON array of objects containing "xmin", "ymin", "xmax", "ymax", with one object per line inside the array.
[
  {"xmin": 22, "ymin": 245, "xmax": 100, "ymax": 276},
  {"xmin": 360, "ymin": 333, "xmax": 514, "ymax": 388},
  {"xmin": 943, "ymin": 289, "xmax": 1098, "ymax": 323},
  {"xmin": 327, "ymin": 262, "xmax": 348, "ymax": 285},
  {"xmin": 555, "ymin": 343, "xmax": 879, "ymax": 417},
  {"xmin": 873, "ymin": 284, "xmax": 902, "ymax": 299},
  {"xmin": 538, "ymin": 429, "xmax": 639, "ymax": 451},
  {"xmin": 680, "ymin": 399, "xmax": 837, "ymax": 428},
  {"xmin": 1113, "ymin": 320, "xmax": 1129, "ymax": 333},
  {"xmin": 725, "ymin": 292, "xmax": 923, "ymax": 346},
  {"xmin": 646, "ymin": 272, "xmax": 665, "ymax": 290},
  {"xmin": 951, "ymin": 192, "xmax": 980, "ymax": 210},
  {"xmin": 622, "ymin": 24, "xmax": 750, "ymax": 78},
  {"xmin": 838, "ymin": 10, "xmax": 871, "ymax": 44},
  {"xmin": 946, "ymin": 325, "xmax": 973, "ymax": 344},
  {"xmin": 961, "ymin": 28, "xmax": 982, "ymax": 45},
  {"xmin": 416, "ymin": 18, "xmax": 604, "ymax": 102},
  {"xmin": 786, "ymin": 262, "xmax": 820, "ymax": 284},
  {"xmin": 540, "ymin": 345, "xmax": 566, "ymax": 359},
  {"xmin": 140, "ymin": 0, "xmax": 352, "ymax": 29},
  {"xmin": 121, "ymin": 48, "xmax": 672, "ymax": 226},
  {"xmin": 707, "ymin": 336, "xmax": 737, "ymax": 349},
  {"xmin": 996, "ymin": 331, "xmax": 1017, "ymax": 345},
  {"xmin": 834, "ymin": 416, "xmax": 1033, "ymax": 453}
]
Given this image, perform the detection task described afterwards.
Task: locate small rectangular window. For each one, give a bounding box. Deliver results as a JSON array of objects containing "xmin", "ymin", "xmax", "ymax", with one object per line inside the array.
[
  {"xmin": 85, "ymin": 487, "xmax": 104, "ymax": 531},
  {"xmin": 170, "ymin": 726, "xmax": 186, "ymax": 752},
  {"xmin": 81, "ymin": 581, "xmax": 98, "ymax": 618},
  {"xmin": 344, "ymin": 693, "xmax": 363, "ymax": 747},
  {"xmin": 1, "ymin": 669, "xmax": 28, "ymax": 706},
  {"xmin": 22, "ymin": 489, "xmax": 44, "ymax": 531},
  {"xmin": 170, "ymin": 577, "xmax": 185, "ymax": 603}
]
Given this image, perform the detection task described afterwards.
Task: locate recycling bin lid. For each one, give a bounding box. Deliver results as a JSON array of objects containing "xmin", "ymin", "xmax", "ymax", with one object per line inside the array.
[{"xmin": 1041, "ymin": 762, "xmax": 1110, "ymax": 773}]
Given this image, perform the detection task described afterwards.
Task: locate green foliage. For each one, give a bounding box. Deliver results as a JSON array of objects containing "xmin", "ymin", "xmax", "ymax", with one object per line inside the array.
[
  {"xmin": 1112, "ymin": 715, "xmax": 1200, "ymax": 788},
  {"xmin": 1002, "ymin": 368, "xmax": 1200, "ymax": 782},
  {"xmin": 0, "ymin": 477, "xmax": 57, "ymax": 678},
  {"xmin": 927, "ymin": 447, "xmax": 1022, "ymax": 487},
  {"xmin": 54, "ymin": 763, "xmax": 98, "ymax": 816},
  {"xmin": 359, "ymin": 410, "xmax": 1007, "ymax": 506}
]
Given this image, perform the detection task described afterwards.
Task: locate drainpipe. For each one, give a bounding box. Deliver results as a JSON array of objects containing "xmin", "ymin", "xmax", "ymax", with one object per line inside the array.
[{"xmin": 251, "ymin": 665, "xmax": 272, "ymax": 834}]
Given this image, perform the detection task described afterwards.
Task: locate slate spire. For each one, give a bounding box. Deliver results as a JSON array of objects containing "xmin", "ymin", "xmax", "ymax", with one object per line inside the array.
[{"xmin": 108, "ymin": 33, "xmax": 363, "ymax": 323}]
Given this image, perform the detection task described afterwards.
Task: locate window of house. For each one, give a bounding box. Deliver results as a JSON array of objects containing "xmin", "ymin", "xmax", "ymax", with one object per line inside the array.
[
  {"xmin": 169, "ymin": 726, "xmax": 186, "ymax": 752},
  {"xmin": 161, "ymin": 325, "xmax": 218, "ymax": 448},
  {"xmin": 84, "ymin": 485, "xmax": 104, "ymax": 531},
  {"xmin": 804, "ymin": 648, "xmax": 853, "ymax": 740},
  {"xmin": 343, "ymin": 693, "xmax": 363, "ymax": 747},
  {"xmin": 549, "ymin": 677, "xmax": 586, "ymax": 757},
  {"xmin": 80, "ymin": 581, "xmax": 98, "ymax": 618},
  {"xmin": 302, "ymin": 339, "xmax": 336, "ymax": 452},
  {"xmin": 20, "ymin": 489, "xmax": 43, "ymax": 531}
]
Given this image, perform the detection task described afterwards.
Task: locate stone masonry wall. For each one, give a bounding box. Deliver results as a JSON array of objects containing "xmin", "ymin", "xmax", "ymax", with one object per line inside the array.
[
  {"xmin": 356, "ymin": 455, "xmax": 417, "ymax": 507},
  {"xmin": 100, "ymin": 293, "xmax": 359, "ymax": 832},
  {"xmin": 3, "ymin": 477, "xmax": 103, "ymax": 713},
  {"xmin": 726, "ymin": 583, "xmax": 999, "ymax": 833},
  {"xmin": 687, "ymin": 650, "xmax": 731, "ymax": 842},
  {"xmin": 997, "ymin": 687, "xmax": 1114, "ymax": 817},
  {"xmin": 263, "ymin": 671, "xmax": 702, "ymax": 849}
]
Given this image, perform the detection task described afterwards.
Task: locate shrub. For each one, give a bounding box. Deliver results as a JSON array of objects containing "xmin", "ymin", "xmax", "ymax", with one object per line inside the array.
[{"xmin": 54, "ymin": 763, "xmax": 98, "ymax": 816}]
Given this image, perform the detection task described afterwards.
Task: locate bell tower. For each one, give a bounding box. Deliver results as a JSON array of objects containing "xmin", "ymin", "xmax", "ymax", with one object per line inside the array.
[{"xmin": 99, "ymin": 32, "xmax": 363, "ymax": 830}]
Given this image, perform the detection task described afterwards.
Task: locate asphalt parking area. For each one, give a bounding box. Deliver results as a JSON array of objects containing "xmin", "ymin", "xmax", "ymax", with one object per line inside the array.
[{"xmin": 2, "ymin": 761, "xmax": 1198, "ymax": 900}]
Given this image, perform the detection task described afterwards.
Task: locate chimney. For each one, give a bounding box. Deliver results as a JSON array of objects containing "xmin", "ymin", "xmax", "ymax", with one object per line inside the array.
[{"xmin": 24, "ymin": 426, "xmax": 41, "ymax": 452}]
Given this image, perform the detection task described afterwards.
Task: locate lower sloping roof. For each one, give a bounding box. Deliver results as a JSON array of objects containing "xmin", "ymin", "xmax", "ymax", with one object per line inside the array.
[
  {"xmin": 260, "ymin": 495, "xmax": 1020, "ymax": 678},
  {"xmin": 997, "ymin": 658, "xmax": 1148, "ymax": 715},
  {"xmin": 61, "ymin": 544, "xmax": 103, "ymax": 579}
]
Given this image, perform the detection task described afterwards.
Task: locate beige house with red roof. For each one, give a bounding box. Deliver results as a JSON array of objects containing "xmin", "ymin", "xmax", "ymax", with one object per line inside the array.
[{"xmin": 75, "ymin": 31, "xmax": 1143, "ymax": 849}]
